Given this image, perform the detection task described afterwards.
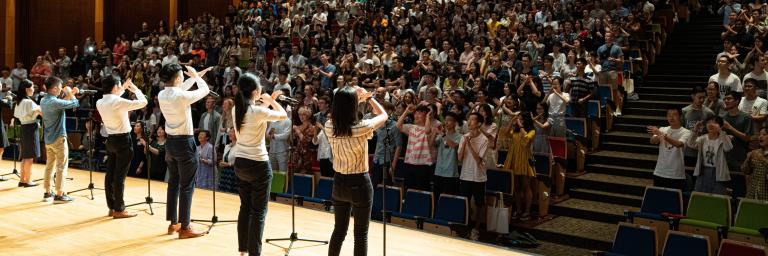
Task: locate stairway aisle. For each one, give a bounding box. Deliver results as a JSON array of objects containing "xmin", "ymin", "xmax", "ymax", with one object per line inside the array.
[{"xmin": 517, "ymin": 14, "xmax": 724, "ymax": 255}]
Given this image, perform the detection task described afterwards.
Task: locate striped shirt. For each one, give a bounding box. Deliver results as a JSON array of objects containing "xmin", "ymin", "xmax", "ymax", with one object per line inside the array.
[
  {"xmin": 324, "ymin": 119, "xmax": 376, "ymax": 174},
  {"xmin": 403, "ymin": 124, "xmax": 433, "ymax": 166}
]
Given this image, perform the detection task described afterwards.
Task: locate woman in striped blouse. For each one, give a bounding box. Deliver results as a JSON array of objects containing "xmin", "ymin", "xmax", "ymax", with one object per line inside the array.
[{"xmin": 324, "ymin": 86, "xmax": 388, "ymax": 256}]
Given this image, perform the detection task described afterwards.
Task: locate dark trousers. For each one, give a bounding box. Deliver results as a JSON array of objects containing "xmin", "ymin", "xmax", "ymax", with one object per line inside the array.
[
  {"xmin": 235, "ymin": 158, "xmax": 272, "ymax": 255},
  {"xmin": 433, "ymin": 175, "xmax": 460, "ymax": 200},
  {"xmin": 653, "ymin": 175, "xmax": 685, "ymax": 191},
  {"xmin": 319, "ymin": 158, "xmax": 334, "ymax": 177},
  {"xmin": 329, "ymin": 172, "xmax": 373, "ymax": 256},
  {"xmin": 165, "ymin": 136, "xmax": 198, "ymax": 228},
  {"xmin": 105, "ymin": 134, "xmax": 134, "ymax": 211},
  {"xmin": 404, "ymin": 163, "xmax": 431, "ymax": 192},
  {"xmin": 571, "ymin": 101, "xmax": 587, "ymax": 118}
]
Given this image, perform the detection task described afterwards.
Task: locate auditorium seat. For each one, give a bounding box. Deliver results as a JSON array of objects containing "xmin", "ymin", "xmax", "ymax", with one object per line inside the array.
[
  {"xmin": 675, "ymin": 192, "xmax": 730, "ymax": 255},
  {"xmin": 390, "ymin": 189, "xmax": 433, "ymax": 229},
  {"xmin": 276, "ymin": 173, "xmax": 313, "ymax": 205},
  {"xmin": 717, "ymin": 239, "xmax": 767, "ymax": 256},
  {"xmin": 597, "ymin": 85, "xmax": 613, "ymax": 107},
  {"xmin": 270, "ymin": 171, "xmax": 287, "ymax": 195},
  {"xmin": 565, "ymin": 117, "xmax": 587, "ymax": 171},
  {"xmin": 599, "ymin": 222, "xmax": 657, "ymax": 256},
  {"xmin": 548, "ymin": 137, "xmax": 567, "ymax": 197},
  {"xmin": 303, "ymin": 177, "xmax": 334, "ymax": 211},
  {"xmin": 486, "ymin": 168, "xmax": 512, "ymax": 195},
  {"xmin": 423, "ymin": 194, "xmax": 468, "ymax": 236},
  {"xmin": 533, "ymin": 153, "xmax": 552, "ymax": 217},
  {"xmin": 65, "ymin": 117, "xmax": 78, "ymax": 132},
  {"xmin": 393, "ymin": 158, "xmax": 406, "ymax": 184},
  {"xmin": 727, "ymin": 199, "xmax": 768, "ymax": 246},
  {"xmin": 662, "ymin": 231, "xmax": 711, "ymax": 256},
  {"xmin": 627, "ymin": 186, "xmax": 684, "ymax": 250},
  {"xmin": 372, "ymin": 185, "xmax": 402, "ymax": 221},
  {"xmin": 588, "ymin": 100, "xmax": 602, "ymax": 119}
]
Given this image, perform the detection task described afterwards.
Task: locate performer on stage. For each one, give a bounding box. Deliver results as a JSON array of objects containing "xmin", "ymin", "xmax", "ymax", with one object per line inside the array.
[
  {"xmin": 13, "ymin": 79, "xmax": 41, "ymax": 187},
  {"xmin": 40, "ymin": 76, "xmax": 79, "ymax": 203},
  {"xmin": 96, "ymin": 76, "xmax": 147, "ymax": 218},
  {"xmin": 325, "ymin": 86, "xmax": 388, "ymax": 256},
  {"xmin": 158, "ymin": 64, "xmax": 211, "ymax": 239},
  {"xmin": 232, "ymin": 73, "xmax": 287, "ymax": 255}
]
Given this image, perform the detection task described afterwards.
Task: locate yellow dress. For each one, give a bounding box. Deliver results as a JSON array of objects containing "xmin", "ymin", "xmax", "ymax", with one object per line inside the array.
[{"xmin": 504, "ymin": 130, "xmax": 536, "ymax": 177}]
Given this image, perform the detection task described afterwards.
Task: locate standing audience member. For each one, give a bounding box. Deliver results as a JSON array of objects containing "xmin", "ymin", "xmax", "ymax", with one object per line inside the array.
[
  {"xmin": 459, "ymin": 112, "xmax": 489, "ymax": 241},
  {"xmin": 396, "ymin": 104, "xmax": 434, "ymax": 192},
  {"xmin": 196, "ymin": 130, "xmax": 215, "ymax": 190},
  {"xmin": 648, "ymin": 108, "xmax": 692, "ymax": 190},
  {"xmin": 742, "ymin": 127, "xmax": 768, "ymax": 200},
  {"xmin": 687, "ymin": 116, "xmax": 733, "ymax": 195},
  {"xmin": 505, "ymin": 113, "xmax": 536, "ymax": 221}
]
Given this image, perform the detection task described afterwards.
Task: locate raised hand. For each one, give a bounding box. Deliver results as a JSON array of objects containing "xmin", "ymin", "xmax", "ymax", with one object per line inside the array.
[
  {"xmin": 357, "ymin": 87, "xmax": 373, "ymax": 103},
  {"xmin": 183, "ymin": 65, "xmax": 200, "ymax": 78}
]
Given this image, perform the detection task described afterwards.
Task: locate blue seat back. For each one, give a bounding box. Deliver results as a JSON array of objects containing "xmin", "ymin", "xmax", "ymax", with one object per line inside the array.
[
  {"xmin": 486, "ymin": 169, "xmax": 512, "ymax": 194},
  {"xmin": 612, "ymin": 223, "xmax": 657, "ymax": 256},
  {"xmin": 640, "ymin": 186, "xmax": 683, "ymax": 216},
  {"xmin": 434, "ymin": 195, "xmax": 467, "ymax": 225},
  {"xmin": 66, "ymin": 117, "xmax": 78, "ymax": 132},
  {"xmin": 394, "ymin": 158, "xmax": 406, "ymax": 180},
  {"xmin": 403, "ymin": 190, "xmax": 433, "ymax": 218},
  {"xmin": 662, "ymin": 232, "xmax": 709, "ymax": 256},
  {"xmin": 588, "ymin": 100, "xmax": 601, "ymax": 118},
  {"xmin": 372, "ymin": 186, "xmax": 403, "ymax": 220},
  {"xmin": 534, "ymin": 154, "xmax": 550, "ymax": 176},
  {"xmin": 314, "ymin": 177, "xmax": 333, "ymax": 200},
  {"xmin": 566, "ymin": 117, "xmax": 587, "ymax": 138},
  {"xmin": 288, "ymin": 174, "xmax": 313, "ymax": 198}
]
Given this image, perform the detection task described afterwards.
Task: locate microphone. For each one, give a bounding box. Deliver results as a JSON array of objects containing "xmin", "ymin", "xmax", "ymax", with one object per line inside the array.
[
  {"xmin": 276, "ymin": 95, "xmax": 299, "ymax": 105},
  {"xmin": 76, "ymin": 89, "xmax": 99, "ymax": 95},
  {"xmin": 208, "ymin": 91, "xmax": 220, "ymax": 98}
]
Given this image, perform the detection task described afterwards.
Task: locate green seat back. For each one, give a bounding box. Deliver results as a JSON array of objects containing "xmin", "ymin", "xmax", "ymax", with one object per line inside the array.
[
  {"xmin": 734, "ymin": 199, "xmax": 768, "ymax": 231},
  {"xmin": 271, "ymin": 171, "xmax": 287, "ymax": 194},
  {"xmin": 685, "ymin": 192, "xmax": 730, "ymax": 227}
]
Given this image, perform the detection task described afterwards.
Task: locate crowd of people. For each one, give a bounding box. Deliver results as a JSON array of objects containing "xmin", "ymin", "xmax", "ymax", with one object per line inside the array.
[
  {"xmin": 647, "ymin": 0, "xmax": 768, "ymax": 202},
  {"xmin": 0, "ymin": 0, "xmax": 689, "ymax": 252}
]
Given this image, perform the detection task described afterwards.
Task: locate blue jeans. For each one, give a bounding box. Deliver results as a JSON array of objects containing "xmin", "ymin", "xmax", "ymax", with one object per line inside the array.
[
  {"xmin": 234, "ymin": 158, "xmax": 272, "ymax": 255},
  {"xmin": 165, "ymin": 136, "xmax": 198, "ymax": 228},
  {"xmin": 328, "ymin": 172, "xmax": 373, "ymax": 256}
]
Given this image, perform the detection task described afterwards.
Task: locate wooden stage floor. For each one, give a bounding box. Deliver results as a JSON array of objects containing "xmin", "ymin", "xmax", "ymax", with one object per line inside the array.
[{"xmin": 0, "ymin": 161, "xmax": 529, "ymax": 255}]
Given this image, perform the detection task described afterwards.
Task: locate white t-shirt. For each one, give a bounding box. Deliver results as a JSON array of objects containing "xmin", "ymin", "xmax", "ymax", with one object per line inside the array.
[
  {"xmin": 709, "ymin": 72, "xmax": 743, "ymax": 97},
  {"xmin": 738, "ymin": 96, "xmax": 768, "ymax": 132},
  {"xmin": 546, "ymin": 92, "xmax": 571, "ymax": 116},
  {"xmin": 743, "ymin": 71, "xmax": 768, "ymax": 98},
  {"xmin": 233, "ymin": 104, "xmax": 289, "ymax": 162},
  {"xmin": 703, "ymin": 137, "xmax": 720, "ymax": 168},
  {"xmin": 653, "ymin": 127, "xmax": 692, "ymax": 179},
  {"xmin": 458, "ymin": 133, "xmax": 489, "ymax": 182}
]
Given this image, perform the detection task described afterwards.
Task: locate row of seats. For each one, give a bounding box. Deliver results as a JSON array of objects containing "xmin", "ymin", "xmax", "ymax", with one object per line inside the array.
[
  {"xmin": 269, "ymin": 172, "xmax": 469, "ymax": 236},
  {"xmin": 601, "ymin": 222, "xmax": 767, "ymax": 256},
  {"xmin": 625, "ymin": 186, "xmax": 768, "ymax": 254}
]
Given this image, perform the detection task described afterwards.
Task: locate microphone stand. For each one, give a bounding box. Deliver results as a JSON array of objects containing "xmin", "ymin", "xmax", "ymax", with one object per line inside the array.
[
  {"xmin": 380, "ymin": 118, "xmax": 394, "ymax": 256},
  {"xmin": 0, "ymin": 118, "xmax": 21, "ymax": 181},
  {"xmin": 266, "ymin": 132, "xmax": 327, "ymax": 256},
  {"xmin": 126, "ymin": 127, "xmax": 165, "ymax": 215},
  {"xmin": 192, "ymin": 110, "xmax": 236, "ymax": 233},
  {"xmin": 68, "ymin": 108, "xmax": 103, "ymax": 199}
]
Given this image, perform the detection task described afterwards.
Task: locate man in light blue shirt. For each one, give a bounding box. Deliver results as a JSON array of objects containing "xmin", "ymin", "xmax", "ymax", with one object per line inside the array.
[{"xmin": 40, "ymin": 76, "xmax": 80, "ymax": 203}]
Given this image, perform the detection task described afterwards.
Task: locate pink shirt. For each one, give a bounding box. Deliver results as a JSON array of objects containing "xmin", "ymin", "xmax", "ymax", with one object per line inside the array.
[{"xmin": 403, "ymin": 124, "xmax": 433, "ymax": 165}]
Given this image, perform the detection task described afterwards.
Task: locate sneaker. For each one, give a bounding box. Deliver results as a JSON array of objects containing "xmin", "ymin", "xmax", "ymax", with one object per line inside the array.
[
  {"xmin": 42, "ymin": 192, "xmax": 54, "ymax": 202},
  {"xmin": 511, "ymin": 211, "xmax": 521, "ymax": 220},
  {"xmin": 520, "ymin": 213, "xmax": 531, "ymax": 221},
  {"xmin": 54, "ymin": 194, "xmax": 75, "ymax": 204},
  {"xmin": 615, "ymin": 110, "xmax": 622, "ymax": 116},
  {"xmin": 470, "ymin": 229, "xmax": 480, "ymax": 241}
]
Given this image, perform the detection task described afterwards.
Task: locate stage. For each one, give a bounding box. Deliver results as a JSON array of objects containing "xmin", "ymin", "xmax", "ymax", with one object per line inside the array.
[{"xmin": 0, "ymin": 161, "xmax": 530, "ymax": 255}]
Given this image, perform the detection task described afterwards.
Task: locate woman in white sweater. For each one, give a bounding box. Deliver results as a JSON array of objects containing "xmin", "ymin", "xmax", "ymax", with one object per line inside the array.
[{"xmin": 13, "ymin": 79, "xmax": 41, "ymax": 187}]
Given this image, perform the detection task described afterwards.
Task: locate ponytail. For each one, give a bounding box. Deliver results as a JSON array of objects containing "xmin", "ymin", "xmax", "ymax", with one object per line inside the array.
[{"xmin": 234, "ymin": 72, "xmax": 262, "ymax": 131}]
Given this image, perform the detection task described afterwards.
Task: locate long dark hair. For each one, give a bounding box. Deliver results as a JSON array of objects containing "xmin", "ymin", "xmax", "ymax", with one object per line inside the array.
[
  {"xmin": 15, "ymin": 79, "xmax": 33, "ymax": 106},
  {"xmin": 330, "ymin": 86, "xmax": 359, "ymax": 137},
  {"xmin": 234, "ymin": 73, "xmax": 261, "ymax": 131},
  {"xmin": 515, "ymin": 111, "xmax": 535, "ymax": 132}
]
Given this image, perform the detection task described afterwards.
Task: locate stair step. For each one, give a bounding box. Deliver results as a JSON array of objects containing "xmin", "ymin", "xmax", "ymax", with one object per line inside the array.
[
  {"xmin": 569, "ymin": 188, "xmax": 644, "ymax": 207},
  {"xmin": 519, "ymin": 216, "xmax": 614, "ymax": 252},
  {"xmin": 622, "ymin": 107, "xmax": 668, "ymax": 116},
  {"xmin": 630, "ymin": 100, "xmax": 688, "ymax": 109},
  {"xmin": 616, "ymin": 114, "xmax": 667, "ymax": 126},
  {"xmin": 634, "ymin": 86, "xmax": 693, "ymax": 95},
  {"xmin": 569, "ymin": 172, "xmax": 652, "ymax": 197},
  {"xmin": 587, "ymin": 163, "xmax": 655, "ymax": 179},
  {"xmin": 602, "ymin": 142, "xmax": 658, "ymax": 155},
  {"xmin": 588, "ymin": 149, "xmax": 658, "ymax": 170},
  {"xmin": 550, "ymin": 198, "xmax": 639, "ymax": 224},
  {"xmin": 636, "ymin": 93, "xmax": 691, "ymax": 102},
  {"xmin": 645, "ymin": 74, "xmax": 710, "ymax": 82},
  {"xmin": 612, "ymin": 123, "xmax": 648, "ymax": 133},
  {"xmin": 604, "ymin": 131, "xmax": 652, "ymax": 145}
]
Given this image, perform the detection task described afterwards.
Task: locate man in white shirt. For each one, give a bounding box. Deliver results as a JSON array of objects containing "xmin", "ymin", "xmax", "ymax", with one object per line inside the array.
[
  {"xmin": 287, "ymin": 45, "xmax": 306, "ymax": 77},
  {"xmin": 458, "ymin": 112, "xmax": 489, "ymax": 241},
  {"xmin": 742, "ymin": 56, "xmax": 768, "ymax": 98},
  {"xmin": 739, "ymin": 78, "xmax": 768, "ymax": 132},
  {"xmin": 0, "ymin": 68, "xmax": 13, "ymax": 99},
  {"xmin": 96, "ymin": 76, "xmax": 147, "ymax": 219},
  {"xmin": 648, "ymin": 108, "xmax": 692, "ymax": 190},
  {"xmin": 710, "ymin": 55, "xmax": 743, "ymax": 97},
  {"xmin": 158, "ymin": 64, "xmax": 212, "ymax": 239},
  {"xmin": 267, "ymin": 105, "xmax": 292, "ymax": 171}
]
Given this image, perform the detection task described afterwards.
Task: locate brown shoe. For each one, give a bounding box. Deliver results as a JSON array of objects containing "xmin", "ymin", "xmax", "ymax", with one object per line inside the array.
[
  {"xmin": 178, "ymin": 227, "xmax": 206, "ymax": 239},
  {"xmin": 112, "ymin": 211, "xmax": 138, "ymax": 219},
  {"xmin": 108, "ymin": 210, "xmax": 114, "ymax": 217},
  {"xmin": 167, "ymin": 224, "xmax": 181, "ymax": 235}
]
